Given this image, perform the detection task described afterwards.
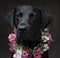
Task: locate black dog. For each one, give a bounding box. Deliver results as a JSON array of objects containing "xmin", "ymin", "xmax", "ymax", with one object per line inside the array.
[{"xmin": 5, "ymin": 5, "xmax": 52, "ymax": 58}]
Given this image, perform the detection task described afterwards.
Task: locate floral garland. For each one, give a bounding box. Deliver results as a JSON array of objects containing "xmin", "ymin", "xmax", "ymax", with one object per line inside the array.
[{"xmin": 8, "ymin": 28, "xmax": 53, "ymax": 58}]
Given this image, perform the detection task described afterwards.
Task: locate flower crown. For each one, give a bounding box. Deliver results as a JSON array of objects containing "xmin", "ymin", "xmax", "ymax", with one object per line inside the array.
[{"xmin": 8, "ymin": 28, "xmax": 53, "ymax": 58}]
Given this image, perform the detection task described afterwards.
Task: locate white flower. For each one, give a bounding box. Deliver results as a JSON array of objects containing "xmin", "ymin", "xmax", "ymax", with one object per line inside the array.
[
  {"xmin": 13, "ymin": 54, "xmax": 16, "ymax": 58},
  {"xmin": 13, "ymin": 49, "xmax": 22, "ymax": 58},
  {"xmin": 43, "ymin": 44, "xmax": 49, "ymax": 52},
  {"xmin": 42, "ymin": 36, "xmax": 50, "ymax": 42}
]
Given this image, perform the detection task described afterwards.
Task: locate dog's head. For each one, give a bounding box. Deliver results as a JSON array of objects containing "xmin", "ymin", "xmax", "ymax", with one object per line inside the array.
[{"xmin": 5, "ymin": 5, "xmax": 52, "ymax": 46}]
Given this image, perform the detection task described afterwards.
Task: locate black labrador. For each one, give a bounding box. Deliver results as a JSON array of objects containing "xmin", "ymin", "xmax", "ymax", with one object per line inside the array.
[{"xmin": 5, "ymin": 5, "xmax": 52, "ymax": 58}]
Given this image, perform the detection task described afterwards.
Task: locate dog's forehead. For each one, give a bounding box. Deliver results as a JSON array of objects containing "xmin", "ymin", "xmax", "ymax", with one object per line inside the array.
[{"xmin": 16, "ymin": 6, "xmax": 34, "ymax": 14}]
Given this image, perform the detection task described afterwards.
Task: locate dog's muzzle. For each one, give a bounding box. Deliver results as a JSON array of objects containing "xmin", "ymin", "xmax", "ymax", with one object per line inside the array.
[
  {"xmin": 18, "ymin": 23, "xmax": 27, "ymax": 32},
  {"xmin": 16, "ymin": 22, "xmax": 30, "ymax": 45},
  {"xmin": 17, "ymin": 22, "xmax": 29, "ymax": 39}
]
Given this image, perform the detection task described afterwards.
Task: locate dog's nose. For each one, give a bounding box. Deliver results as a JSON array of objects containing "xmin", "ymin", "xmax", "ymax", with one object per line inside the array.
[
  {"xmin": 20, "ymin": 23, "xmax": 26, "ymax": 26},
  {"xmin": 18, "ymin": 23, "xmax": 27, "ymax": 32}
]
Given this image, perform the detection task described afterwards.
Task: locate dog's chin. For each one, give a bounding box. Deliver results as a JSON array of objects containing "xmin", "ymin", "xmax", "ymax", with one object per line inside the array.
[
  {"xmin": 17, "ymin": 31, "xmax": 29, "ymax": 38},
  {"xmin": 16, "ymin": 31, "xmax": 41, "ymax": 48},
  {"xmin": 16, "ymin": 31, "xmax": 33, "ymax": 45}
]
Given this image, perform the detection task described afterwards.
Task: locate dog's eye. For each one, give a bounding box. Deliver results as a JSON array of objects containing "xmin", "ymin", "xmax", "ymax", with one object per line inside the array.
[
  {"xmin": 29, "ymin": 13, "xmax": 35, "ymax": 18},
  {"xmin": 16, "ymin": 12, "xmax": 23, "ymax": 17},
  {"xmin": 19, "ymin": 12, "xmax": 23, "ymax": 17}
]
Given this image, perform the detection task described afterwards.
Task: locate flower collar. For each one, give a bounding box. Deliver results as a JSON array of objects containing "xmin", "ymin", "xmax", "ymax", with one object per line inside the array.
[{"xmin": 8, "ymin": 28, "xmax": 53, "ymax": 58}]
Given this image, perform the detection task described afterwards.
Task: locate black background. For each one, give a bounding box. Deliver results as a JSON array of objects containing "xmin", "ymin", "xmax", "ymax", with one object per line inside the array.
[{"xmin": 0, "ymin": 0, "xmax": 60, "ymax": 58}]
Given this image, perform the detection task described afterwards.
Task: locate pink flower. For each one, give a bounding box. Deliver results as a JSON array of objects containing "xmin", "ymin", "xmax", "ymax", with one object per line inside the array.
[
  {"xmin": 22, "ymin": 50, "xmax": 29, "ymax": 58},
  {"xmin": 9, "ymin": 45, "xmax": 16, "ymax": 53},
  {"xmin": 9, "ymin": 41, "xmax": 16, "ymax": 53},
  {"xmin": 33, "ymin": 48, "xmax": 43, "ymax": 58},
  {"xmin": 8, "ymin": 33, "xmax": 16, "ymax": 41}
]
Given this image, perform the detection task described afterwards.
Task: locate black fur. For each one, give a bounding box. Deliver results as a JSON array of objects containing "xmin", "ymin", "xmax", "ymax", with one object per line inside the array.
[{"xmin": 5, "ymin": 5, "xmax": 52, "ymax": 58}]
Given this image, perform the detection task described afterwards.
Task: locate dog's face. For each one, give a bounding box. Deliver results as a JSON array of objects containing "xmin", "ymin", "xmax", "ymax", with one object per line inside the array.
[
  {"xmin": 5, "ymin": 5, "xmax": 52, "ymax": 46},
  {"xmin": 14, "ymin": 6, "xmax": 42, "ymax": 40}
]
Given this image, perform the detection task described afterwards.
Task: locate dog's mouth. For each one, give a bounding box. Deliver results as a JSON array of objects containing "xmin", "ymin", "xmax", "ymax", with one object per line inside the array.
[
  {"xmin": 16, "ymin": 29, "xmax": 33, "ymax": 45},
  {"xmin": 17, "ymin": 29, "xmax": 29, "ymax": 39}
]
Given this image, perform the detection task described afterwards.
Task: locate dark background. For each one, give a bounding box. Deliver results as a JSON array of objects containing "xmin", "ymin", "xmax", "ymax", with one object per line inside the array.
[{"xmin": 0, "ymin": 0, "xmax": 60, "ymax": 58}]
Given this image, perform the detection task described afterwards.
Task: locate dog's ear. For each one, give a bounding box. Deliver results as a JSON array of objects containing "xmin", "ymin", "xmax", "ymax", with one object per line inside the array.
[
  {"xmin": 4, "ymin": 9, "xmax": 16, "ymax": 29},
  {"xmin": 40, "ymin": 9, "xmax": 52, "ymax": 31},
  {"xmin": 35, "ymin": 7, "xmax": 52, "ymax": 31},
  {"xmin": 4, "ymin": 6, "xmax": 22, "ymax": 29}
]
